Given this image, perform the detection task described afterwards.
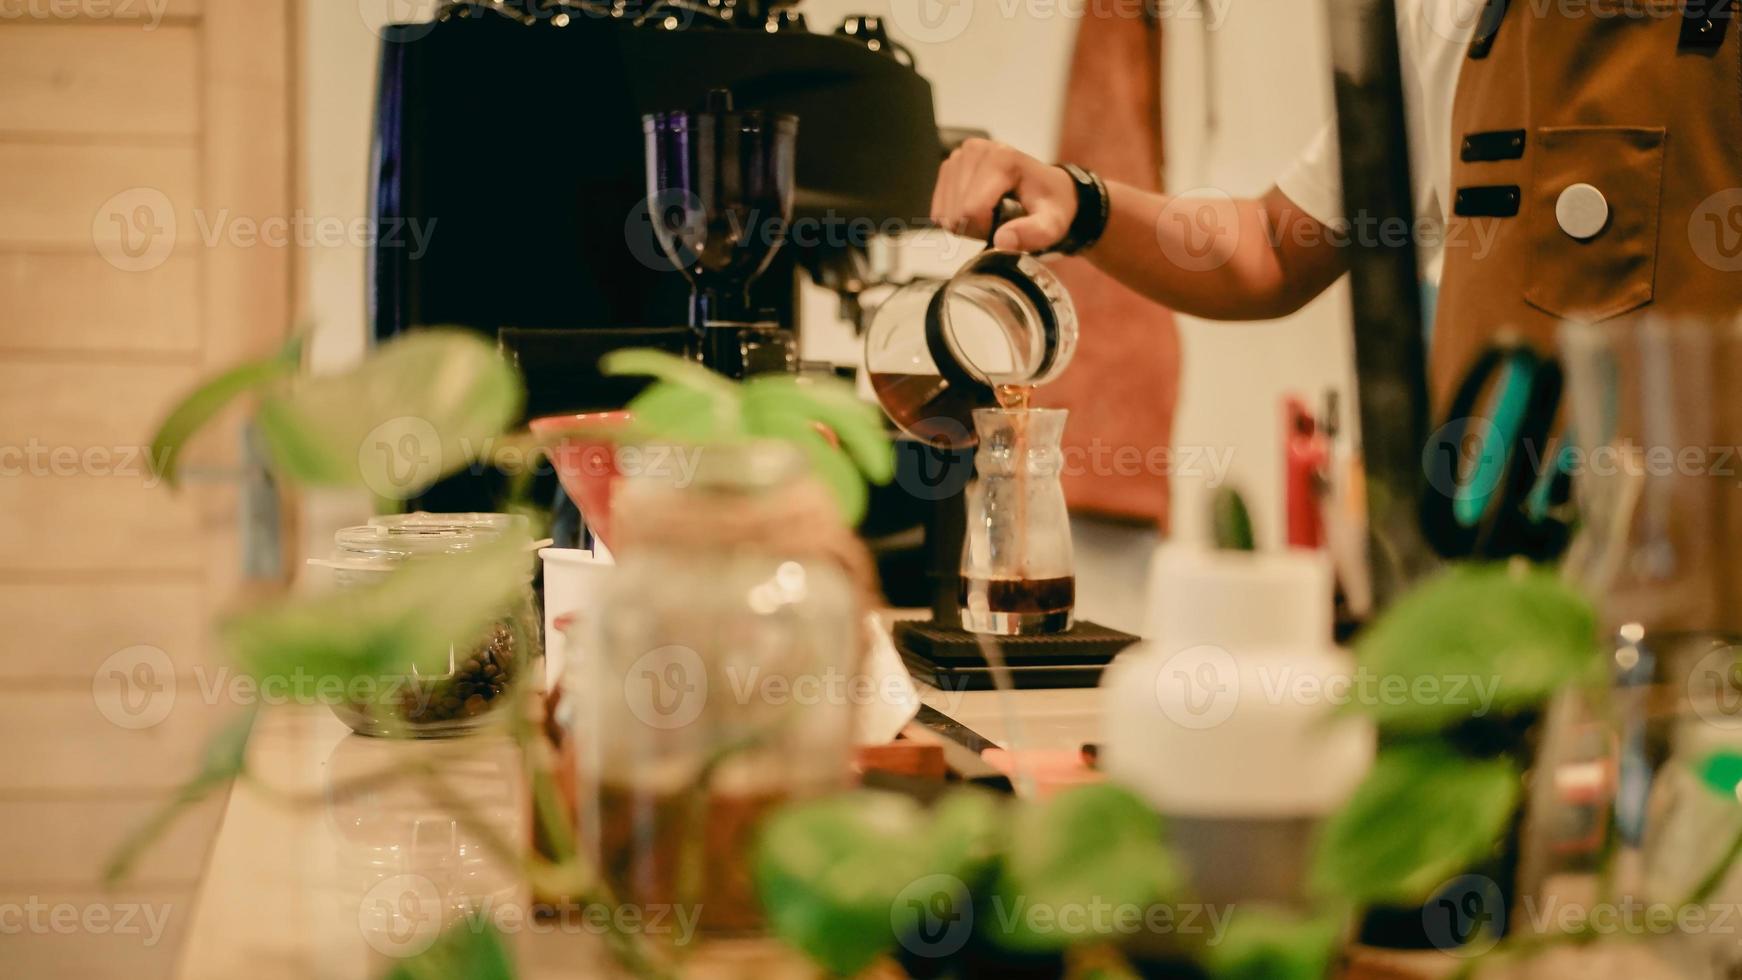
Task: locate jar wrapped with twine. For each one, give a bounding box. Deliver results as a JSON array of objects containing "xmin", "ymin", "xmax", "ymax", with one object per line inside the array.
[{"xmin": 575, "ymin": 440, "xmax": 870, "ymax": 938}]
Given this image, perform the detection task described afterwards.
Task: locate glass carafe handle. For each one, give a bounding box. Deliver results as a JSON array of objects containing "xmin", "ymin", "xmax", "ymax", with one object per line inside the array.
[{"xmin": 988, "ymin": 193, "xmax": 1027, "ymax": 250}]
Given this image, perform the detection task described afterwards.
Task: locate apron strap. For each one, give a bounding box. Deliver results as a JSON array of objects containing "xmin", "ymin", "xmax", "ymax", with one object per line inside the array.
[
  {"xmin": 1468, "ymin": 0, "xmax": 1510, "ymax": 60},
  {"xmin": 1680, "ymin": 0, "xmax": 1733, "ymax": 51}
]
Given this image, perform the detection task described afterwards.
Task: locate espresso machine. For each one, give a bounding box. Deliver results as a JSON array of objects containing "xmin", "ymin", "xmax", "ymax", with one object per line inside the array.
[
  {"xmin": 370, "ymin": 2, "xmax": 940, "ymax": 361},
  {"xmin": 369, "ymin": 1, "xmax": 966, "ymax": 592},
  {"xmin": 369, "ymin": 0, "xmax": 948, "ymax": 394}
]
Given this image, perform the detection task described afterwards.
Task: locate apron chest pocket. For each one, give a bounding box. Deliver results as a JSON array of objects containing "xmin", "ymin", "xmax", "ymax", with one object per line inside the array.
[{"xmin": 1525, "ymin": 126, "xmax": 1666, "ymax": 323}]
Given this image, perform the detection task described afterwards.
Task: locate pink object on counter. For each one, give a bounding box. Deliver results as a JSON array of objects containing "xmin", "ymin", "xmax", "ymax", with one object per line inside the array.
[
  {"xmin": 981, "ymin": 748, "xmax": 1105, "ymax": 798},
  {"xmin": 529, "ymin": 411, "xmax": 633, "ymax": 550},
  {"xmin": 530, "ymin": 412, "xmax": 839, "ymax": 552}
]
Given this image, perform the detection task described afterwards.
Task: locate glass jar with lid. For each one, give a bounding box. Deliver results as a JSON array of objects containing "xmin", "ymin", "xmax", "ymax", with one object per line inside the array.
[
  {"xmin": 325, "ymin": 512, "xmax": 541, "ymax": 738},
  {"xmin": 574, "ymin": 442, "xmax": 861, "ymax": 939}
]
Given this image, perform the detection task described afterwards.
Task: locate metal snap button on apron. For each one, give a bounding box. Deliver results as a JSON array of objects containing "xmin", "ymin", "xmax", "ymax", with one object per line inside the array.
[{"xmin": 1555, "ymin": 183, "xmax": 1610, "ymax": 240}]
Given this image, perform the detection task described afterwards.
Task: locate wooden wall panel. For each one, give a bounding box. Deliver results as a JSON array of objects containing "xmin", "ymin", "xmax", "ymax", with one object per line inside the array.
[
  {"xmin": 0, "ymin": 695, "xmax": 233, "ymax": 792},
  {"xmin": 0, "ymin": 581, "xmax": 207, "ymax": 680},
  {"xmin": 0, "ymin": 4, "xmax": 291, "ymax": 977},
  {"xmin": 201, "ymin": 0, "xmax": 290, "ymax": 372},
  {"xmin": 0, "ymin": 142, "xmax": 199, "ymax": 248},
  {"xmin": 4, "ymin": 0, "xmax": 205, "ymax": 20},
  {"xmin": 0, "ymin": 24, "xmax": 200, "ymax": 137},
  {"xmin": 0, "ymin": 252, "xmax": 201, "ymax": 355},
  {"xmin": 0, "ymin": 796, "xmax": 227, "ymax": 884},
  {"xmin": 0, "ymin": 362, "xmax": 199, "ymax": 447},
  {"xmin": 0, "ymin": 887, "xmax": 194, "ymax": 980},
  {"xmin": 0, "ymin": 477, "xmax": 205, "ymax": 572}
]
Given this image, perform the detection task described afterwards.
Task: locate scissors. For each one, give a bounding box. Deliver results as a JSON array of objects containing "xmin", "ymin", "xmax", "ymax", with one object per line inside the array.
[{"xmin": 1420, "ymin": 342, "xmax": 1576, "ymax": 562}]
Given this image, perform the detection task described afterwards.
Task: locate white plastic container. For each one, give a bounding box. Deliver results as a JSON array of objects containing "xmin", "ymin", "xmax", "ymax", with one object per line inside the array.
[
  {"xmin": 539, "ymin": 546, "xmax": 615, "ymax": 691},
  {"xmin": 1104, "ymin": 545, "xmax": 1374, "ymax": 905}
]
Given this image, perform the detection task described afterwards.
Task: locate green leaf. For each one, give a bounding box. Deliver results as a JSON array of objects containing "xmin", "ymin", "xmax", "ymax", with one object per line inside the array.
[
  {"xmin": 220, "ymin": 533, "xmax": 534, "ymax": 695},
  {"xmin": 148, "ymin": 338, "xmax": 302, "ymax": 489},
  {"xmin": 754, "ymin": 792, "xmax": 933, "ymax": 975},
  {"xmin": 1207, "ymin": 905, "xmax": 1343, "ymax": 980},
  {"xmin": 929, "ymin": 789, "xmax": 1004, "ymax": 876},
  {"xmin": 254, "ymin": 329, "xmax": 523, "ymax": 499},
  {"xmin": 754, "ymin": 789, "xmax": 1003, "ymax": 976},
  {"xmin": 1309, "ymin": 743, "xmax": 1519, "ymax": 904},
  {"xmin": 601, "ymin": 347, "xmax": 739, "ymax": 400},
  {"xmin": 105, "ymin": 708, "xmax": 257, "ymax": 885},
  {"xmin": 598, "ymin": 348, "xmax": 895, "ymax": 526},
  {"xmin": 1210, "ymin": 486, "xmax": 1256, "ymax": 552},
  {"xmin": 751, "ymin": 412, "xmax": 869, "ymax": 526},
  {"xmin": 743, "ymin": 375, "xmax": 896, "ymax": 485},
  {"xmin": 1698, "ymin": 749, "xmax": 1742, "ymax": 800},
  {"xmin": 382, "ymin": 921, "xmax": 516, "ymax": 980},
  {"xmin": 990, "ymin": 784, "xmax": 1185, "ymax": 952},
  {"xmin": 622, "ymin": 382, "xmax": 730, "ymax": 444},
  {"xmin": 1351, "ymin": 563, "xmax": 1598, "ymax": 732}
]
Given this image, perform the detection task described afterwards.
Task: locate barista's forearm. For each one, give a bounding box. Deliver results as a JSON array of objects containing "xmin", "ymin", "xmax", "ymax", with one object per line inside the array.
[{"xmin": 1081, "ymin": 183, "xmax": 1347, "ymax": 322}]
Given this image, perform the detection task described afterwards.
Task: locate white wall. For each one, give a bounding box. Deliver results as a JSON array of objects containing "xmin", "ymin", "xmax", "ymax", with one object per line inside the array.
[
  {"xmin": 294, "ymin": 1, "xmax": 390, "ymax": 561},
  {"xmin": 1163, "ymin": 0, "xmax": 1355, "ymax": 552}
]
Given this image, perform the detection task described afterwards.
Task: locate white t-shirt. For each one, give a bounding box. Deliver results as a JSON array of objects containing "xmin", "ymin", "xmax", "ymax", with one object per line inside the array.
[{"xmin": 1275, "ymin": 0, "xmax": 1485, "ymax": 286}]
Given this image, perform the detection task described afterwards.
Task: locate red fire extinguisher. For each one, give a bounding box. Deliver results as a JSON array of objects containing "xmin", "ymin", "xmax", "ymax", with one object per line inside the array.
[{"xmin": 1284, "ymin": 395, "xmax": 1329, "ymax": 550}]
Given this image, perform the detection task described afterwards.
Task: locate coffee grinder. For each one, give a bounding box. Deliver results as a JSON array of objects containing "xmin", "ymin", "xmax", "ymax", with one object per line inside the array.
[{"xmin": 644, "ymin": 89, "xmax": 798, "ymax": 378}]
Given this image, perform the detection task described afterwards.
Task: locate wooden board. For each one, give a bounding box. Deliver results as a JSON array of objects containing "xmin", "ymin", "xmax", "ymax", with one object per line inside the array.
[
  {"xmin": 0, "ymin": 795, "xmax": 228, "ymax": 885},
  {"xmin": 0, "ymin": 142, "xmax": 199, "ymax": 248},
  {"xmin": 0, "ymin": 477, "xmax": 207, "ymax": 572},
  {"xmin": 0, "ymin": 252, "xmax": 201, "ymax": 356},
  {"xmin": 0, "ymin": 694, "xmax": 237, "ymax": 793},
  {"xmin": 0, "ymin": 23, "xmax": 200, "ymax": 137},
  {"xmin": 0, "ymin": 886, "xmax": 196, "ymax": 980},
  {"xmin": 3, "ymin": 0, "xmax": 205, "ymax": 21},
  {"xmin": 0, "ymin": 361, "xmax": 200, "ymax": 446},
  {"xmin": 0, "ymin": 5, "xmax": 292, "ymax": 978},
  {"xmin": 0, "ymin": 580, "xmax": 207, "ymax": 681}
]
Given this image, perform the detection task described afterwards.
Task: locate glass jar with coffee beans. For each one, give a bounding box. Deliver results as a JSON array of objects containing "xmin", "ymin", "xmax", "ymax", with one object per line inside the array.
[{"xmin": 324, "ymin": 513, "xmax": 541, "ymax": 738}]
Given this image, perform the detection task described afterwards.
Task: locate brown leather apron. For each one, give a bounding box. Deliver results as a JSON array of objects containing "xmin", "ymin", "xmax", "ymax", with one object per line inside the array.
[
  {"xmin": 1040, "ymin": 7, "xmax": 1179, "ymax": 528},
  {"xmin": 1434, "ymin": 0, "xmax": 1742, "ymax": 399},
  {"xmin": 1429, "ymin": 0, "xmax": 1742, "ymax": 634}
]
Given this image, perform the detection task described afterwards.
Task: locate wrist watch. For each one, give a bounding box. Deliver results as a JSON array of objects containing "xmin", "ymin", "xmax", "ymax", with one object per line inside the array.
[{"xmin": 1051, "ymin": 163, "xmax": 1111, "ymax": 256}]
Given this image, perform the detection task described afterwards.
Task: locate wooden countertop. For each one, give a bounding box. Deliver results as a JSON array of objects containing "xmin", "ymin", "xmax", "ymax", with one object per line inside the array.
[{"xmin": 170, "ymin": 677, "xmax": 1102, "ymax": 980}]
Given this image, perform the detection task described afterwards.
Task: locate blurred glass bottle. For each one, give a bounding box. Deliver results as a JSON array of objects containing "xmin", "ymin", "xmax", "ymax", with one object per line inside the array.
[
  {"xmin": 1520, "ymin": 320, "xmax": 1742, "ymax": 975},
  {"xmin": 572, "ymin": 441, "xmax": 859, "ymax": 939}
]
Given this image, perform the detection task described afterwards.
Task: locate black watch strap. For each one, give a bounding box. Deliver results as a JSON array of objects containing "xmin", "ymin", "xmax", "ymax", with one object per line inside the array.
[{"xmin": 1052, "ymin": 163, "xmax": 1110, "ymax": 256}]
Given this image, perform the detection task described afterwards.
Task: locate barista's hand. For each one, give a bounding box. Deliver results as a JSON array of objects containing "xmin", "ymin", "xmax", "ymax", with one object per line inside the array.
[{"xmin": 932, "ymin": 139, "xmax": 1077, "ymax": 251}]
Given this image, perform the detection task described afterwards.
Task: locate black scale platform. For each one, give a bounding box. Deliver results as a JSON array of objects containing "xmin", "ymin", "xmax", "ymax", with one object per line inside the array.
[{"xmin": 894, "ymin": 619, "xmax": 1142, "ymax": 691}]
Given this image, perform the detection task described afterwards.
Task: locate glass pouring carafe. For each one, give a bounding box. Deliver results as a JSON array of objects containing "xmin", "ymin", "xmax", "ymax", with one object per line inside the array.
[
  {"xmin": 864, "ymin": 223, "xmax": 1077, "ymax": 449},
  {"xmin": 960, "ymin": 407, "xmax": 1075, "ymax": 635}
]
